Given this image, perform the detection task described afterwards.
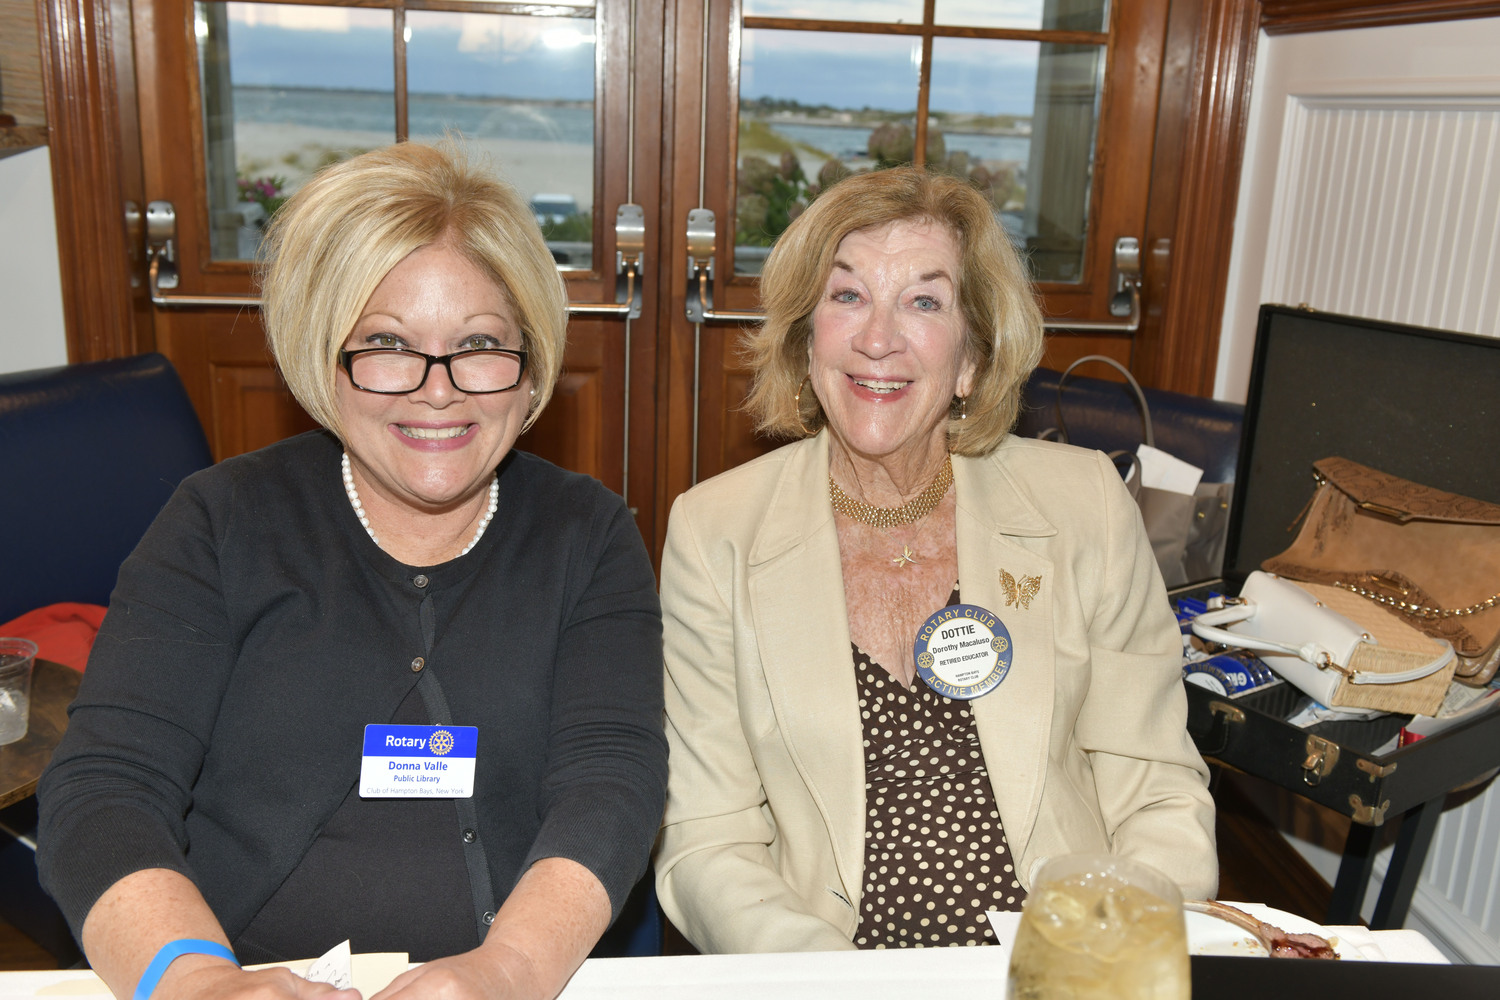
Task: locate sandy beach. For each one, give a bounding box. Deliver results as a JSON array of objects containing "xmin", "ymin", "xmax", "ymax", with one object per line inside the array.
[{"xmin": 233, "ymin": 121, "xmax": 595, "ymax": 210}]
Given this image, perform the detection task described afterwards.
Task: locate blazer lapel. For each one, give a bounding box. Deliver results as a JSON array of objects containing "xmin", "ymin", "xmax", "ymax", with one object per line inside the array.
[
  {"xmin": 954, "ymin": 450, "xmax": 1059, "ymax": 861},
  {"xmin": 746, "ymin": 434, "xmax": 866, "ymax": 898}
]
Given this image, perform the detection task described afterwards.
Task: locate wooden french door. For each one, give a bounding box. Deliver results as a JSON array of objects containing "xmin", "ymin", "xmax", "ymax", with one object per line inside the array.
[
  {"xmin": 131, "ymin": 0, "xmax": 665, "ymax": 528},
  {"xmin": 653, "ymin": 0, "xmax": 1173, "ymax": 541},
  {"xmin": 127, "ymin": 0, "xmax": 1171, "ymax": 554}
]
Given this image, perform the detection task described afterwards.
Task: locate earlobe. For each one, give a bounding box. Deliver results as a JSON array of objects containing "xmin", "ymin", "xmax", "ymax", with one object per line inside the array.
[{"xmin": 957, "ymin": 356, "xmax": 978, "ymax": 400}]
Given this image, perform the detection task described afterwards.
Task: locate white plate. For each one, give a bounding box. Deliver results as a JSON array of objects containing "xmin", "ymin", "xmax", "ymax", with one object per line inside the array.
[{"xmin": 1186, "ymin": 901, "xmax": 1361, "ymax": 960}]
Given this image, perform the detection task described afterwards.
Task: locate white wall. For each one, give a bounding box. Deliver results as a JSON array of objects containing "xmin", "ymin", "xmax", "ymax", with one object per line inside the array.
[
  {"xmin": 0, "ymin": 145, "xmax": 67, "ymax": 374},
  {"xmin": 1216, "ymin": 17, "xmax": 1500, "ymax": 402},
  {"xmin": 1217, "ymin": 16, "xmax": 1500, "ymax": 965}
]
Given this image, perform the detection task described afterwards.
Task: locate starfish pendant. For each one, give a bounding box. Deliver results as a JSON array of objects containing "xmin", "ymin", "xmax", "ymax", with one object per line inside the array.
[{"xmin": 892, "ymin": 545, "xmax": 920, "ymax": 569}]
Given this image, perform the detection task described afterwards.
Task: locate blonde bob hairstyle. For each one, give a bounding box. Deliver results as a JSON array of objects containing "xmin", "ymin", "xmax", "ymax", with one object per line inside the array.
[
  {"xmin": 743, "ymin": 165, "xmax": 1044, "ymax": 457},
  {"xmin": 258, "ymin": 141, "xmax": 568, "ymax": 442}
]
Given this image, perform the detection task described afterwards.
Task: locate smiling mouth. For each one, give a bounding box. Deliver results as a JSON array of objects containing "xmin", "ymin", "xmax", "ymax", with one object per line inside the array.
[
  {"xmin": 852, "ymin": 378, "xmax": 910, "ymax": 394},
  {"xmin": 397, "ymin": 425, "xmax": 473, "ymax": 440}
]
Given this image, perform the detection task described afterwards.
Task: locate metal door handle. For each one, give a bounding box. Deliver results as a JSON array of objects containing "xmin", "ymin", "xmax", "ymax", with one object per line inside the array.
[
  {"xmin": 684, "ymin": 208, "xmax": 766, "ymax": 324},
  {"xmin": 684, "ymin": 225, "xmax": 1142, "ymax": 333},
  {"xmin": 1051, "ymin": 237, "xmax": 1142, "ymax": 332},
  {"xmin": 144, "ymin": 199, "xmax": 645, "ymax": 318},
  {"xmin": 567, "ymin": 203, "xmax": 645, "ymax": 318}
]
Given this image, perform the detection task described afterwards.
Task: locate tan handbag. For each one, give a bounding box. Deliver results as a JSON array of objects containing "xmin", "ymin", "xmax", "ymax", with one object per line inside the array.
[{"xmin": 1263, "ymin": 457, "xmax": 1500, "ymax": 687}]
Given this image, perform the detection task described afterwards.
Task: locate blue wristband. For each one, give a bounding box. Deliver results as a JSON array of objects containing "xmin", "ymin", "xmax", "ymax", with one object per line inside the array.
[{"xmin": 132, "ymin": 939, "xmax": 238, "ymax": 1000}]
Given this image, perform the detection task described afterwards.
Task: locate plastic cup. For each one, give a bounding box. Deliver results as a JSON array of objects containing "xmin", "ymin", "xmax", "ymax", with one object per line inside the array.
[{"xmin": 0, "ymin": 638, "xmax": 39, "ymax": 746}]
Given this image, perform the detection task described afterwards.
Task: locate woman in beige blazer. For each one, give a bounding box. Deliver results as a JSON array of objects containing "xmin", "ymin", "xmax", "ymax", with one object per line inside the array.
[{"xmin": 656, "ymin": 168, "xmax": 1216, "ymax": 955}]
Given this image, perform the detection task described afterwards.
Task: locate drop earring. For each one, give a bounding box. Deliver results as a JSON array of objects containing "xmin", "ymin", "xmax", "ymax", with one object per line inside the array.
[{"xmin": 794, "ymin": 375, "xmax": 817, "ymax": 437}]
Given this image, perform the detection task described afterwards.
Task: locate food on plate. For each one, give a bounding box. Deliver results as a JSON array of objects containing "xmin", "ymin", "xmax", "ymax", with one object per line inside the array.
[{"xmin": 1184, "ymin": 900, "xmax": 1339, "ymax": 959}]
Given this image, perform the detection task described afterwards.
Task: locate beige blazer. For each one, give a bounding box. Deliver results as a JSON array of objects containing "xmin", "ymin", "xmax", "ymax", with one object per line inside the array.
[{"xmin": 655, "ymin": 433, "xmax": 1217, "ymax": 954}]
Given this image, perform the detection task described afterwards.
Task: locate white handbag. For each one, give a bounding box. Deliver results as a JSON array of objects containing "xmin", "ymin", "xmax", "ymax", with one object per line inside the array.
[{"xmin": 1191, "ymin": 571, "xmax": 1456, "ymax": 718}]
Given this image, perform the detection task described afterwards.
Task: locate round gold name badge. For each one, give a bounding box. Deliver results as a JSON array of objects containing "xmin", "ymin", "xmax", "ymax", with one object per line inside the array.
[{"xmin": 913, "ymin": 603, "xmax": 1013, "ymax": 700}]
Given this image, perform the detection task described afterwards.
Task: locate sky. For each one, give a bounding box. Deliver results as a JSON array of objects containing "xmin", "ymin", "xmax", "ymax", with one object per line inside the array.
[
  {"xmin": 742, "ymin": 0, "xmax": 1106, "ymax": 32},
  {"xmin": 740, "ymin": 30, "xmax": 1045, "ymax": 115},
  {"xmin": 223, "ymin": 6, "xmax": 596, "ymax": 100},
  {"xmin": 222, "ymin": 4, "xmax": 1093, "ymax": 115}
]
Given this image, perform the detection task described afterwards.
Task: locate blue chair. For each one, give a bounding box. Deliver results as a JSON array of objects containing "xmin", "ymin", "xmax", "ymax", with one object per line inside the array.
[
  {"xmin": 0, "ymin": 352, "xmax": 213, "ymax": 625},
  {"xmin": 0, "ymin": 352, "xmax": 212, "ymax": 965},
  {"xmin": 1016, "ymin": 365, "xmax": 1243, "ymax": 486}
]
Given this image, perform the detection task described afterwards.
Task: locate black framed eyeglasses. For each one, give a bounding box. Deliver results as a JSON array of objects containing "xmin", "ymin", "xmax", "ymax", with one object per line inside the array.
[{"xmin": 338, "ymin": 347, "xmax": 529, "ymax": 394}]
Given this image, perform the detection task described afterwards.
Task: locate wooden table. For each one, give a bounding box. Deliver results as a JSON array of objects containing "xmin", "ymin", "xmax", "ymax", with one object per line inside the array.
[{"xmin": 0, "ymin": 659, "xmax": 81, "ymax": 809}]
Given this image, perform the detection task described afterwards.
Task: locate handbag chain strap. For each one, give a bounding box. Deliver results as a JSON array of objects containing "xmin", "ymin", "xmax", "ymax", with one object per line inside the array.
[
  {"xmin": 1311, "ymin": 469, "xmax": 1500, "ymax": 618},
  {"xmin": 1334, "ymin": 577, "xmax": 1500, "ymax": 619}
]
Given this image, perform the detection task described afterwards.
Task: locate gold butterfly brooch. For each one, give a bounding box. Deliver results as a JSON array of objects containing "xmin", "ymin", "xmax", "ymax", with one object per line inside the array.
[{"xmin": 1000, "ymin": 569, "xmax": 1042, "ymax": 610}]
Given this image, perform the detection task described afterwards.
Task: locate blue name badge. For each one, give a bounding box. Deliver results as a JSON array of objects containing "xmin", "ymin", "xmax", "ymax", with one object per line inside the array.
[
  {"xmin": 359, "ymin": 724, "xmax": 478, "ymax": 798},
  {"xmin": 913, "ymin": 603, "xmax": 1014, "ymax": 700}
]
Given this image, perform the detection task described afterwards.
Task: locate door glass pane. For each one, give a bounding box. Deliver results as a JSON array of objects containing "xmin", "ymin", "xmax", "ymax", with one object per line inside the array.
[
  {"xmin": 933, "ymin": 0, "xmax": 1108, "ymax": 32},
  {"xmin": 406, "ymin": 11, "xmax": 596, "ymax": 271},
  {"xmin": 199, "ymin": 2, "xmax": 395, "ymax": 261},
  {"xmin": 735, "ymin": 29, "xmax": 920, "ymax": 274},
  {"xmin": 743, "ymin": 1, "xmax": 924, "ymax": 23},
  {"xmin": 930, "ymin": 38, "xmax": 1103, "ymax": 283}
]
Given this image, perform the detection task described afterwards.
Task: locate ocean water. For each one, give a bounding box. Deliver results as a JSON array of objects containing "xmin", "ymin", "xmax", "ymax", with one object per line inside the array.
[
  {"xmin": 229, "ymin": 88, "xmax": 1030, "ymax": 165},
  {"xmin": 230, "ymin": 87, "xmax": 594, "ymax": 144},
  {"xmin": 760, "ymin": 121, "xmax": 1030, "ymax": 164}
]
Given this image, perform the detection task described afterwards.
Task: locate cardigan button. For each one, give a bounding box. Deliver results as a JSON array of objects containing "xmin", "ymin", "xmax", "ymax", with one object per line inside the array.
[
  {"xmin": 462, "ymin": 828, "xmax": 476, "ymax": 844},
  {"xmin": 413, "ymin": 574, "xmax": 430, "ymax": 588},
  {"xmin": 410, "ymin": 657, "xmax": 425, "ymax": 672}
]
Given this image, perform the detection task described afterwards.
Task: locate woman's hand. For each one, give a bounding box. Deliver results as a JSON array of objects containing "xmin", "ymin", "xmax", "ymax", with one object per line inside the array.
[
  {"xmin": 79, "ymin": 869, "xmax": 361, "ymax": 1000},
  {"xmin": 155, "ymin": 961, "xmax": 362, "ymax": 1000},
  {"xmin": 370, "ymin": 857, "xmax": 609, "ymax": 1000},
  {"xmin": 367, "ymin": 944, "xmax": 522, "ymax": 1000}
]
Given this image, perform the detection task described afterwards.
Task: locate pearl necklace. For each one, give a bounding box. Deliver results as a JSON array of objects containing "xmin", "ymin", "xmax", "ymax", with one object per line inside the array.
[{"xmin": 341, "ymin": 452, "xmax": 499, "ymax": 557}]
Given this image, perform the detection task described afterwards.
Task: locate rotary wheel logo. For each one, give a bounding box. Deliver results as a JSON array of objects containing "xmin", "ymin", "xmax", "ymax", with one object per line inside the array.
[
  {"xmin": 991, "ymin": 636, "xmax": 1009, "ymax": 653},
  {"xmin": 430, "ymin": 729, "xmax": 455, "ymax": 756},
  {"xmin": 917, "ymin": 650, "xmax": 935, "ymax": 670}
]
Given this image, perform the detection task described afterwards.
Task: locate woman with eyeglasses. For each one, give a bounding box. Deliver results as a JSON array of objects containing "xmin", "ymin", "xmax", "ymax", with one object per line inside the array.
[{"xmin": 37, "ymin": 143, "xmax": 666, "ymax": 1000}]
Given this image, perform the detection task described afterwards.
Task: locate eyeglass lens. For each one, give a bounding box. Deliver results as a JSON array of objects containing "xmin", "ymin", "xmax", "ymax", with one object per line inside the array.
[{"xmin": 350, "ymin": 350, "xmax": 523, "ymax": 393}]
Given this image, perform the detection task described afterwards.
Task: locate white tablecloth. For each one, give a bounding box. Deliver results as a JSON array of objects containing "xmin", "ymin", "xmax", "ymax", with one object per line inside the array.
[
  {"xmin": 2, "ymin": 949, "xmax": 1005, "ymax": 1000},
  {"xmin": 0, "ymin": 926, "xmax": 1451, "ymax": 1000}
]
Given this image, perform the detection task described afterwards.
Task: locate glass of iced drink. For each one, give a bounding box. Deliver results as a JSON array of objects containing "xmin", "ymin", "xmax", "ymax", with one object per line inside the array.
[{"xmin": 1007, "ymin": 853, "xmax": 1189, "ymax": 1000}]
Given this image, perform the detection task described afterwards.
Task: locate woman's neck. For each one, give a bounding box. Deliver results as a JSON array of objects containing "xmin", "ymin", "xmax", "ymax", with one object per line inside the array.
[
  {"xmin": 828, "ymin": 434, "xmax": 951, "ymax": 508},
  {"xmin": 343, "ymin": 457, "xmax": 497, "ymax": 566}
]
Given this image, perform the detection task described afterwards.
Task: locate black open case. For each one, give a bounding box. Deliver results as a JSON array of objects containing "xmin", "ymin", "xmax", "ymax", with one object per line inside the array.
[{"xmin": 1180, "ymin": 304, "xmax": 1500, "ymax": 927}]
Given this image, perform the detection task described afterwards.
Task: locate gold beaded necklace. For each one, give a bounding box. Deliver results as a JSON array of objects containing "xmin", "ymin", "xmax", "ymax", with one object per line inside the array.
[{"xmin": 828, "ymin": 455, "xmax": 953, "ymax": 530}]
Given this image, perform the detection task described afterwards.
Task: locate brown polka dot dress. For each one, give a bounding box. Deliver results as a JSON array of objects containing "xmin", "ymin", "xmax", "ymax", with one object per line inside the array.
[{"xmin": 852, "ymin": 589, "xmax": 1026, "ymax": 949}]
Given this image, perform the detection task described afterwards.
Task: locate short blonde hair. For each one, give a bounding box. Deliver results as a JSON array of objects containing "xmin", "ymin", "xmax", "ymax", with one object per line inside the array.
[
  {"xmin": 258, "ymin": 141, "xmax": 567, "ymax": 440},
  {"xmin": 743, "ymin": 166, "xmax": 1044, "ymax": 456}
]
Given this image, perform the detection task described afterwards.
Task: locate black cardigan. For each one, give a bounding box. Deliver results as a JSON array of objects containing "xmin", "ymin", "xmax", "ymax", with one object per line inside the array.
[{"xmin": 37, "ymin": 431, "xmax": 666, "ymax": 947}]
